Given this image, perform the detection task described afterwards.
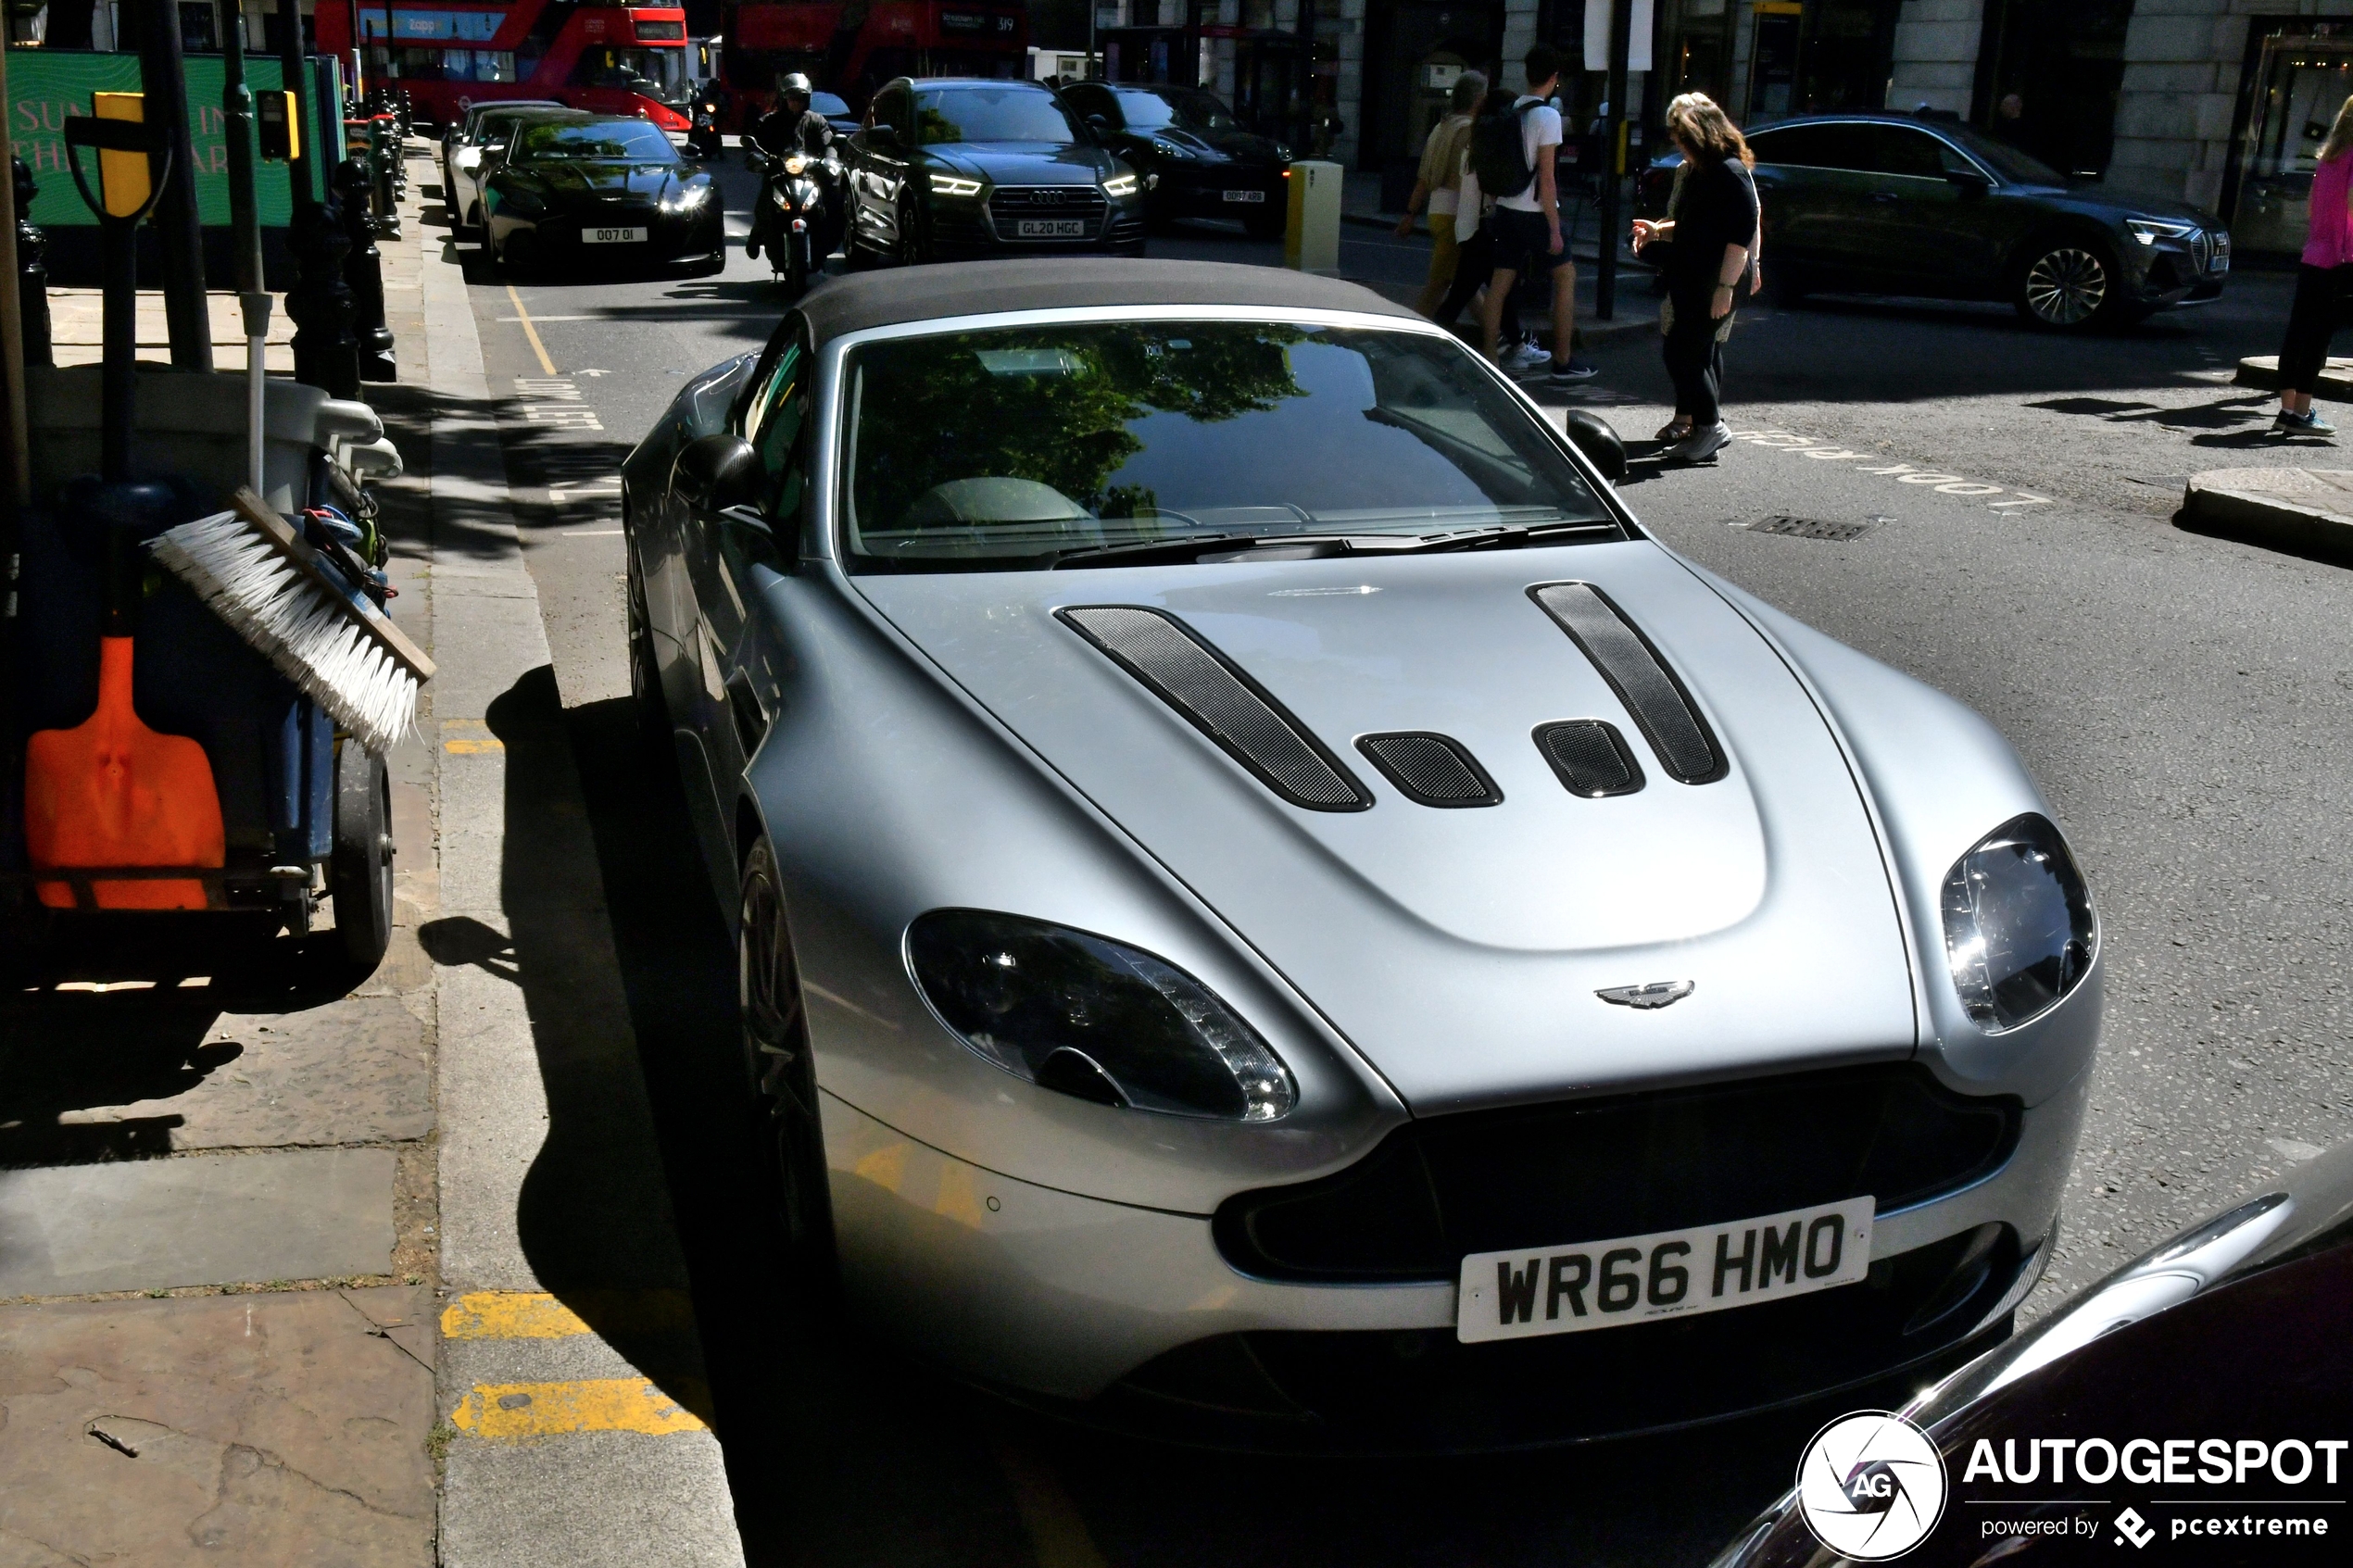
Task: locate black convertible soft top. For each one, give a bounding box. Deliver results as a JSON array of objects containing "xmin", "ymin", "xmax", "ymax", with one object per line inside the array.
[{"xmin": 789, "ymin": 258, "xmax": 1416, "ymax": 347}]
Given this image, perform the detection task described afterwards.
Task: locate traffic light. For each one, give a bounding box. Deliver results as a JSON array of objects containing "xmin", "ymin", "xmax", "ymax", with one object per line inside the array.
[{"xmin": 258, "ymin": 89, "xmax": 301, "ymax": 161}]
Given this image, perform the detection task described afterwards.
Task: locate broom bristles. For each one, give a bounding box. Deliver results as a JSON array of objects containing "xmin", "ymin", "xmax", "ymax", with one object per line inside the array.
[{"xmin": 151, "ymin": 509, "xmax": 420, "ymax": 756}]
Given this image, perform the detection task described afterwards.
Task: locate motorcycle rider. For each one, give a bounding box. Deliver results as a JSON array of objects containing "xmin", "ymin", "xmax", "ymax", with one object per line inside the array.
[{"xmin": 746, "ymin": 72, "xmax": 837, "ymax": 261}]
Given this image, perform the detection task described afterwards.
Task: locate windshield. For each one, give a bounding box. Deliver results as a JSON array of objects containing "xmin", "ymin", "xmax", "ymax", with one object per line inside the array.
[
  {"xmin": 516, "ymin": 119, "xmax": 679, "ymax": 162},
  {"xmin": 841, "ymin": 322, "xmax": 1617, "ymax": 571},
  {"xmin": 917, "ymin": 86, "xmax": 1080, "ymax": 145},
  {"xmin": 570, "ymin": 45, "xmax": 689, "ymax": 106},
  {"xmin": 1945, "ymin": 124, "xmax": 2065, "ymax": 186},
  {"xmin": 1115, "ymin": 87, "xmax": 1240, "ymax": 135}
]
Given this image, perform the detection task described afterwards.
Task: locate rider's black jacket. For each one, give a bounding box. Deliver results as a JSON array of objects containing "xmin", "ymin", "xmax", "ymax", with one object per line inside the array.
[{"xmin": 751, "ymin": 106, "xmax": 834, "ymax": 159}]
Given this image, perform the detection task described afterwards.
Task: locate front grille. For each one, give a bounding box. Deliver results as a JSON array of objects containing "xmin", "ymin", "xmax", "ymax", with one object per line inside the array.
[
  {"xmin": 986, "ymin": 184, "xmax": 1108, "ymax": 241},
  {"xmin": 1112, "ymin": 1223, "xmax": 2021, "ymax": 1448},
  {"xmin": 2190, "ymin": 230, "xmax": 2213, "ymax": 273},
  {"xmin": 1214, "ymin": 1063, "xmax": 2020, "ymax": 1284},
  {"xmin": 1356, "ymin": 733, "xmax": 1500, "ymax": 807}
]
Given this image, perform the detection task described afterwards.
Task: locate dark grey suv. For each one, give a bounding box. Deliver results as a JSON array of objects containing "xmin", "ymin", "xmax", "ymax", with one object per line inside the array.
[{"xmin": 1644, "ymin": 114, "xmax": 2231, "ymax": 330}]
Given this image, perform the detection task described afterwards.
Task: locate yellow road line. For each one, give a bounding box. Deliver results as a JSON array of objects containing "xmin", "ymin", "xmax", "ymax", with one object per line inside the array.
[
  {"xmin": 992, "ymin": 1433, "xmax": 1110, "ymax": 1568},
  {"xmin": 440, "ymin": 1289, "xmax": 698, "ymax": 1340},
  {"xmin": 450, "ymin": 1377, "xmax": 711, "ymax": 1439},
  {"xmin": 505, "ymin": 282, "xmax": 557, "ymax": 376}
]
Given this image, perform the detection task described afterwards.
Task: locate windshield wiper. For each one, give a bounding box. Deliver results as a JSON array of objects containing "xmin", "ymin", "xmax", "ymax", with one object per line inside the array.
[{"xmin": 1047, "ymin": 520, "xmax": 1616, "ymax": 570}]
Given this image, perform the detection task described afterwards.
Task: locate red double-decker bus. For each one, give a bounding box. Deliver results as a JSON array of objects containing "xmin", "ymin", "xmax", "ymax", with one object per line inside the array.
[
  {"xmin": 721, "ymin": 1, "xmax": 1026, "ymax": 122},
  {"xmin": 315, "ymin": 0, "xmax": 696, "ymax": 132}
]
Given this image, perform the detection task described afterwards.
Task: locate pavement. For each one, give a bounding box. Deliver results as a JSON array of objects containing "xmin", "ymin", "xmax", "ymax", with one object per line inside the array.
[
  {"xmin": 1, "ymin": 154, "xmax": 743, "ymax": 1564},
  {"xmin": 2181, "ymin": 465, "xmax": 2353, "ymax": 555},
  {"xmin": 44, "ymin": 286, "xmax": 298, "ymax": 373}
]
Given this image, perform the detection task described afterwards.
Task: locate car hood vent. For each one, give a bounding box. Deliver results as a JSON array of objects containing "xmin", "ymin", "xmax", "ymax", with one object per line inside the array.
[
  {"xmin": 1529, "ymin": 582, "xmax": 1727, "ymax": 784},
  {"xmin": 1057, "ymin": 606, "xmax": 1371, "ymax": 811}
]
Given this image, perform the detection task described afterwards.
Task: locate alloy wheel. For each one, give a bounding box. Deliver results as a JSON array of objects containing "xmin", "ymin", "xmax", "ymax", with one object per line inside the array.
[
  {"xmin": 2022, "ymin": 246, "xmax": 2108, "ymax": 328},
  {"xmin": 737, "ymin": 842, "xmax": 832, "ymax": 1265}
]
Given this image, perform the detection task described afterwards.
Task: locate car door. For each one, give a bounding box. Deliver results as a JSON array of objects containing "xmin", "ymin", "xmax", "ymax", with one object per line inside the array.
[
  {"xmin": 683, "ymin": 329, "xmax": 812, "ymax": 826},
  {"xmin": 1743, "ymin": 121, "xmax": 1881, "ymax": 284},
  {"xmin": 1850, "ymin": 124, "xmax": 1988, "ymax": 293}
]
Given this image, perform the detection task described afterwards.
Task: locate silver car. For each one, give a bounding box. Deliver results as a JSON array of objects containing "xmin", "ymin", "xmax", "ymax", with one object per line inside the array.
[{"xmin": 620, "ymin": 259, "xmax": 2100, "ymax": 1448}]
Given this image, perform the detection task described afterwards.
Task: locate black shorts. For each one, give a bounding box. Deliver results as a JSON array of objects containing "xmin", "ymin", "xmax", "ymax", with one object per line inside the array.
[{"xmin": 1490, "ymin": 206, "xmax": 1571, "ymax": 277}]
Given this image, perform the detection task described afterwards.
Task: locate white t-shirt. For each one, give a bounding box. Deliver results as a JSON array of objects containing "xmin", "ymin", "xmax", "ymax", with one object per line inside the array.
[{"xmin": 1494, "ymin": 96, "xmax": 1563, "ymax": 214}]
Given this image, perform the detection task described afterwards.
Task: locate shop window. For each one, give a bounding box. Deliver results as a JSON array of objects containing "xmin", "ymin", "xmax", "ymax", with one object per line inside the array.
[{"xmin": 2230, "ymin": 24, "xmax": 2353, "ymax": 255}]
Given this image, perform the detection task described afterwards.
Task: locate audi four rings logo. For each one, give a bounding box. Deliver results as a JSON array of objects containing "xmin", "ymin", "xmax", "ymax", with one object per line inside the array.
[{"xmin": 1796, "ymin": 1411, "xmax": 1949, "ymax": 1560}]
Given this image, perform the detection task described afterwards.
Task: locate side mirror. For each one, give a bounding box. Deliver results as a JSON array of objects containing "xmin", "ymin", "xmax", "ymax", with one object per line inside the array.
[
  {"xmin": 1944, "ymin": 168, "xmax": 1993, "ymax": 194},
  {"xmin": 674, "ymin": 433, "xmax": 764, "ymax": 513},
  {"xmin": 1560, "ymin": 408, "xmax": 1628, "ymax": 483},
  {"xmin": 867, "ymin": 122, "xmax": 900, "ymax": 149},
  {"xmin": 1086, "ymin": 112, "xmax": 1111, "ymax": 132}
]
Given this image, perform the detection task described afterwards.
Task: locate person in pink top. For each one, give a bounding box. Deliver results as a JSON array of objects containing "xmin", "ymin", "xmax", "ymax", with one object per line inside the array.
[{"xmin": 2275, "ymin": 96, "xmax": 2353, "ymax": 438}]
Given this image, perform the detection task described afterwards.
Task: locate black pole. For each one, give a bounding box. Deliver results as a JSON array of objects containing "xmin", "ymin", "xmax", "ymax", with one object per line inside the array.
[
  {"xmin": 1292, "ymin": 0, "xmax": 1314, "ymax": 155},
  {"xmin": 135, "ymin": 0, "xmax": 214, "ymax": 370},
  {"xmin": 222, "ymin": 1, "xmax": 265, "ymax": 298},
  {"xmin": 280, "ymin": 0, "xmax": 359, "ymax": 395},
  {"xmin": 1596, "ymin": 0, "xmax": 1630, "ymax": 321},
  {"xmin": 101, "ymin": 216, "xmax": 137, "ymax": 480}
]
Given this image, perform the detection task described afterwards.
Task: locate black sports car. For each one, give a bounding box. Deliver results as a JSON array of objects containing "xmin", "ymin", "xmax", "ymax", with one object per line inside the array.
[
  {"xmin": 482, "ymin": 115, "xmax": 725, "ymax": 277},
  {"xmin": 840, "ymin": 77, "xmax": 1146, "ymax": 265},
  {"xmin": 1058, "ymin": 81, "xmax": 1289, "ymax": 239}
]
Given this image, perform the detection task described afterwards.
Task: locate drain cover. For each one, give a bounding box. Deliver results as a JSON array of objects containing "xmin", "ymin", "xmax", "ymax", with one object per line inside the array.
[{"xmin": 1743, "ymin": 515, "xmax": 1881, "ymax": 541}]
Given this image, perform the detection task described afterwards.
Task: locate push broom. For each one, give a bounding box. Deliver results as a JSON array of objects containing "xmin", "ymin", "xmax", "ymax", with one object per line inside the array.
[{"xmin": 150, "ymin": 489, "xmax": 434, "ymax": 757}]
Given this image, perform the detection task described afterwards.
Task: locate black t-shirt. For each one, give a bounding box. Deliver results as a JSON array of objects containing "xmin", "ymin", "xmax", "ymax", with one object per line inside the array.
[{"xmin": 1666, "ymin": 157, "xmax": 1759, "ymax": 297}]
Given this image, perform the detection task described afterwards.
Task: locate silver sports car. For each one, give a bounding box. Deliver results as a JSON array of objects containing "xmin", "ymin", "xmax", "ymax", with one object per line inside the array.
[{"xmin": 621, "ymin": 259, "xmax": 2100, "ymax": 1448}]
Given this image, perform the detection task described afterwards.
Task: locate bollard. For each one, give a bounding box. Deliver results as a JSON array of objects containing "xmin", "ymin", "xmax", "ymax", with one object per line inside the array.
[
  {"xmin": 371, "ymin": 117, "xmax": 402, "ymax": 239},
  {"xmin": 336, "ymin": 157, "xmax": 396, "ymax": 383},
  {"xmin": 1283, "ymin": 159, "xmax": 1342, "ymax": 275},
  {"xmin": 288, "ymin": 168, "xmax": 359, "ymax": 398},
  {"xmin": 13, "ymin": 155, "xmax": 49, "ymax": 368}
]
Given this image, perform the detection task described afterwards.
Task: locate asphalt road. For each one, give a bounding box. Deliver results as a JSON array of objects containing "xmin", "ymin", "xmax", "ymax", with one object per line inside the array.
[{"xmin": 436, "ymin": 156, "xmax": 2352, "ymax": 1566}]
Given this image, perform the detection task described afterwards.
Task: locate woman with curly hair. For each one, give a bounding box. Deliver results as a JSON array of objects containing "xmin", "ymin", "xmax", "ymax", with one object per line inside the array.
[{"xmin": 1631, "ymin": 93, "xmax": 1760, "ymax": 464}]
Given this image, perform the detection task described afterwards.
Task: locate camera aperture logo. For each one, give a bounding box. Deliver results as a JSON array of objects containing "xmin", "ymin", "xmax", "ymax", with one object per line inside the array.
[{"xmin": 1796, "ymin": 1411, "xmax": 1949, "ymax": 1560}]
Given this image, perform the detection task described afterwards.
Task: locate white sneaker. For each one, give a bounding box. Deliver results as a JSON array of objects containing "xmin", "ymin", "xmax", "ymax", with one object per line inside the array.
[{"xmin": 1502, "ymin": 339, "xmax": 1550, "ymax": 370}]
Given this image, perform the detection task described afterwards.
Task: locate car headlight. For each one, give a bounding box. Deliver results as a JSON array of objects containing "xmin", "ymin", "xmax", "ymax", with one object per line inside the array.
[
  {"xmin": 907, "ymin": 909, "xmax": 1296, "ymax": 1122},
  {"xmin": 1101, "ymin": 171, "xmax": 1140, "ymax": 197},
  {"xmin": 1151, "ymin": 138, "xmax": 1192, "ymax": 160},
  {"xmin": 1940, "ymin": 813, "xmax": 2096, "ymax": 1032},
  {"xmin": 2127, "ymin": 218, "xmax": 2197, "ymax": 245},
  {"xmin": 929, "ymin": 171, "xmax": 983, "ymax": 197},
  {"xmin": 664, "ymin": 180, "xmax": 712, "ymax": 210},
  {"xmin": 1274, "ymin": 144, "xmax": 1291, "ymax": 161}
]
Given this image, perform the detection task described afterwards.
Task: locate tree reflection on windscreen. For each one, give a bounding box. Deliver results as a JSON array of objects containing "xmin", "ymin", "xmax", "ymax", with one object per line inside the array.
[{"xmin": 843, "ymin": 322, "xmax": 1608, "ymax": 571}]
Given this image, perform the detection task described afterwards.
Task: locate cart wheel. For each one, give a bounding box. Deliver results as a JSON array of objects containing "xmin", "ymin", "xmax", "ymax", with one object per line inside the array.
[{"xmin": 332, "ymin": 742, "xmax": 396, "ymax": 975}]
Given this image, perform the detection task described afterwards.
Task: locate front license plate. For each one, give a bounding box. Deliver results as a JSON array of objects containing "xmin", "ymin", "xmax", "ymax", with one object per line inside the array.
[
  {"xmin": 1455, "ymin": 1197, "xmax": 1873, "ymax": 1344},
  {"xmin": 1223, "ymin": 188, "xmax": 1266, "ymax": 203},
  {"xmin": 1016, "ymin": 219, "xmax": 1087, "ymax": 238},
  {"xmin": 584, "ymin": 226, "xmax": 647, "ymax": 245}
]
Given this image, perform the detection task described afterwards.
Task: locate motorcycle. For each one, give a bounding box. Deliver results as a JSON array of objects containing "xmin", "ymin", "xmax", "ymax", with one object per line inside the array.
[
  {"xmin": 687, "ymin": 98, "xmax": 724, "ymax": 160},
  {"xmin": 752, "ymin": 148, "xmax": 837, "ymax": 299}
]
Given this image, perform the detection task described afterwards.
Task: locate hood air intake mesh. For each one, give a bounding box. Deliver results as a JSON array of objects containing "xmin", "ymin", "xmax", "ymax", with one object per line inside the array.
[
  {"xmin": 1533, "ymin": 721, "xmax": 1644, "ymax": 797},
  {"xmin": 1529, "ymin": 583, "xmax": 1727, "ymax": 784},
  {"xmin": 1356, "ymin": 733, "xmax": 1502, "ymax": 808},
  {"xmin": 1058, "ymin": 606, "xmax": 1372, "ymax": 811}
]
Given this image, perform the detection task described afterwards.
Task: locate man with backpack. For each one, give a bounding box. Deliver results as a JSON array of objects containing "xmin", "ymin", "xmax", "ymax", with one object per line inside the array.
[{"xmin": 1473, "ymin": 44, "xmax": 1596, "ymax": 381}]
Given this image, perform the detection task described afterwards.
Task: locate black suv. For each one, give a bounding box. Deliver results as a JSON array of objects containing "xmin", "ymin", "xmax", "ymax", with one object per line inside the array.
[
  {"xmin": 1642, "ymin": 114, "xmax": 2230, "ymax": 330},
  {"xmin": 1058, "ymin": 81, "xmax": 1290, "ymax": 239},
  {"xmin": 841, "ymin": 78, "xmax": 1147, "ymax": 265}
]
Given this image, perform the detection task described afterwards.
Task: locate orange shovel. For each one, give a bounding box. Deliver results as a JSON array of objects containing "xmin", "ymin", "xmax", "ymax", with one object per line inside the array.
[{"xmin": 24, "ymin": 634, "xmax": 225, "ymax": 910}]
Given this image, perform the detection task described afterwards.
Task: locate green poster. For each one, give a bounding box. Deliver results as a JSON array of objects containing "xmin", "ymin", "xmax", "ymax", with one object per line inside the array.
[{"xmin": 6, "ymin": 47, "xmax": 338, "ymax": 227}]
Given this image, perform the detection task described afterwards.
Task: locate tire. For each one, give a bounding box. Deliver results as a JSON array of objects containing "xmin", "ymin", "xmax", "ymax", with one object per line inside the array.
[
  {"xmin": 737, "ymin": 836, "xmax": 837, "ymax": 1295},
  {"xmin": 894, "ymin": 194, "xmax": 925, "ymax": 266},
  {"xmin": 331, "ymin": 742, "xmax": 395, "ymax": 976},
  {"xmin": 2014, "ymin": 239, "xmax": 2117, "ymax": 331},
  {"xmin": 623, "ymin": 509, "xmax": 666, "ymax": 751}
]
